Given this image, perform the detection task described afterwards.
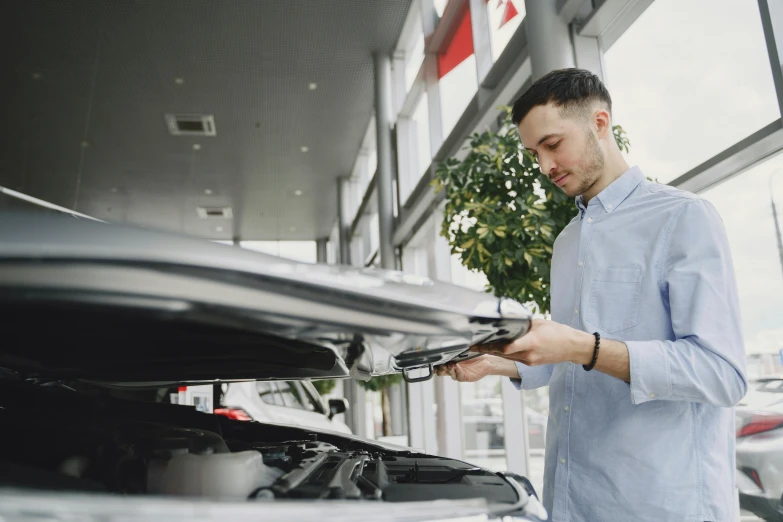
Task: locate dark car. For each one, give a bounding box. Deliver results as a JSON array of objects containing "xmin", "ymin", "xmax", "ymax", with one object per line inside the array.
[{"xmin": 0, "ymin": 212, "xmax": 546, "ymax": 522}]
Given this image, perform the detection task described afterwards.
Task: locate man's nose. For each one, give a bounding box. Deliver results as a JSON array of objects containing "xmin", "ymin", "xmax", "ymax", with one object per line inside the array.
[{"xmin": 539, "ymin": 156, "xmax": 557, "ymax": 177}]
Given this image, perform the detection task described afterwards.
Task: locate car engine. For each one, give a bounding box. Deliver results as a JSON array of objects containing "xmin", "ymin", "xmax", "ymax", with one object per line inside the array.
[{"xmin": 0, "ymin": 378, "xmax": 535, "ymax": 511}]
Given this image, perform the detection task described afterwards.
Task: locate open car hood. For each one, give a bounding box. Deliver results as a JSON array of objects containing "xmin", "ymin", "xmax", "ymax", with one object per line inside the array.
[{"xmin": 0, "ymin": 212, "xmax": 531, "ymax": 384}]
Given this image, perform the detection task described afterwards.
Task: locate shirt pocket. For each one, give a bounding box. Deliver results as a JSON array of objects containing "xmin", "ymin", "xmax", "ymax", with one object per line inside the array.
[{"xmin": 585, "ymin": 266, "xmax": 642, "ymax": 334}]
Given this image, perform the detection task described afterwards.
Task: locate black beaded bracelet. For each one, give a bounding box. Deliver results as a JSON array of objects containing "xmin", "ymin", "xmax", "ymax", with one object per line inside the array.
[{"xmin": 582, "ymin": 332, "xmax": 601, "ymax": 371}]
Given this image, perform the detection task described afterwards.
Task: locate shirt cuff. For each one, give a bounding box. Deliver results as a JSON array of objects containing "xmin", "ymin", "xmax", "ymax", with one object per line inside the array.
[
  {"xmin": 626, "ymin": 340, "xmax": 672, "ymax": 405},
  {"xmin": 509, "ymin": 362, "xmax": 552, "ymax": 390}
]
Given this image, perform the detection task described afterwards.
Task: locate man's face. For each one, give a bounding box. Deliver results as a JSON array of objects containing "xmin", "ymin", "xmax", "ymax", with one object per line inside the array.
[{"xmin": 517, "ymin": 103, "xmax": 604, "ymax": 198}]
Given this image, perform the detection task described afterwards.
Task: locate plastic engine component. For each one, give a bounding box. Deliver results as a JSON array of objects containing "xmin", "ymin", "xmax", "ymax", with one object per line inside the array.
[{"xmin": 154, "ymin": 450, "xmax": 284, "ymax": 499}]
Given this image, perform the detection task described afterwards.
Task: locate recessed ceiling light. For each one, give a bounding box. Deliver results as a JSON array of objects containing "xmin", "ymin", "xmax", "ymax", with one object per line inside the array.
[
  {"xmin": 204, "ymin": 189, "xmax": 213, "ymax": 195},
  {"xmin": 216, "ymin": 226, "xmax": 223, "ymax": 232},
  {"xmin": 294, "ymin": 190, "xmax": 303, "ymax": 196},
  {"xmin": 32, "ymin": 73, "xmax": 42, "ymax": 80},
  {"xmin": 300, "ymin": 146, "xmax": 309, "ymax": 153},
  {"xmin": 193, "ymin": 144, "xmax": 201, "ymax": 151},
  {"xmin": 308, "ymin": 82, "xmax": 318, "ymax": 91},
  {"xmin": 174, "ymin": 77, "xmax": 184, "ymax": 85}
]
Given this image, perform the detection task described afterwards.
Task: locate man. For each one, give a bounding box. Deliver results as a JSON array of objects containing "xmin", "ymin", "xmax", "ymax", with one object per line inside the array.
[{"xmin": 436, "ymin": 68, "xmax": 747, "ymax": 522}]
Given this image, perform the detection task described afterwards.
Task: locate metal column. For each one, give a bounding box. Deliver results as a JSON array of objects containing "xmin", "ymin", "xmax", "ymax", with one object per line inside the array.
[
  {"xmin": 420, "ymin": 0, "xmax": 444, "ymax": 156},
  {"xmin": 569, "ymin": 1, "xmax": 606, "ymax": 81},
  {"xmin": 430, "ymin": 214, "xmax": 465, "ymax": 459},
  {"xmin": 469, "ymin": 0, "xmax": 493, "ymax": 83},
  {"xmin": 374, "ymin": 52, "xmax": 397, "ymax": 270},
  {"xmin": 524, "ymin": 0, "xmax": 575, "ymax": 80},
  {"xmin": 336, "ymin": 176, "xmax": 352, "ymax": 265},
  {"xmin": 758, "ymin": 0, "xmax": 783, "ymax": 116},
  {"xmin": 315, "ymin": 238, "xmax": 328, "ymax": 264}
]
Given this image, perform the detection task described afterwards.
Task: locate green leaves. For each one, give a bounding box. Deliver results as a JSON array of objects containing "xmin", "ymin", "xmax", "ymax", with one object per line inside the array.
[
  {"xmin": 356, "ymin": 373, "xmax": 402, "ymax": 392},
  {"xmin": 435, "ymin": 110, "xmax": 630, "ymax": 314}
]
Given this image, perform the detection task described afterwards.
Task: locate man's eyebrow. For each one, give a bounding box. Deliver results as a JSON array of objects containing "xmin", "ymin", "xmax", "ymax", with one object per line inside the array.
[{"xmin": 537, "ymin": 133, "xmax": 561, "ymax": 146}]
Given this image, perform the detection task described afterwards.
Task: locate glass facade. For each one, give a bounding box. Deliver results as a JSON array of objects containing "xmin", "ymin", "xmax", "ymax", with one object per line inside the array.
[
  {"xmin": 487, "ymin": 0, "xmax": 524, "ymax": 60},
  {"xmin": 337, "ymin": 2, "xmax": 783, "ymax": 518},
  {"xmin": 604, "ymin": 0, "xmax": 778, "ymax": 183},
  {"xmin": 240, "ymin": 241, "xmax": 317, "ymax": 263},
  {"xmin": 702, "ymin": 154, "xmax": 783, "ymax": 380}
]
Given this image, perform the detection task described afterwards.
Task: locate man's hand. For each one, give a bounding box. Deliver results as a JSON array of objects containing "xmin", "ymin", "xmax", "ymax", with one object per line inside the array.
[
  {"xmin": 472, "ymin": 318, "xmax": 594, "ymax": 366},
  {"xmin": 471, "ymin": 318, "xmax": 631, "ymax": 382},
  {"xmin": 434, "ymin": 355, "xmax": 521, "ymax": 382},
  {"xmin": 434, "ymin": 355, "xmax": 495, "ymax": 382}
]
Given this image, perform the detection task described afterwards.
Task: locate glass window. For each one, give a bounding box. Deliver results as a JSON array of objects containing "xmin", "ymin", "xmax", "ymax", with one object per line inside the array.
[
  {"xmin": 604, "ymin": 0, "xmax": 779, "ymax": 183},
  {"xmin": 277, "ymin": 381, "xmax": 317, "ymax": 411},
  {"xmin": 451, "ymin": 237, "xmax": 548, "ymax": 489},
  {"xmin": 369, "ymin": 212, "xmax": 380, "ymax": 255},
  {"xmin": 487, "ymin": 0, "xmax": 524, "ymax": 60},
  {"xmin": 400, "ymin": 91, "xmax": 432, "ymax": 204},
  {"xmin": 405, "ymin": 31, "xmax": 425, "ymax": 93},
  {"xmin": 523, "ymin": 388, "xmax": 548, "ymax": 498},
  {"xmin": 438, "ymin": 7, "xmax": 478, "ymax": 139},
  {"xmin": 449, "ymin": 253, "xmax": 506, "ymax": 470},
  {"xmin": 327, "ymin": 223, "xmax": 339, "ymax": 265},
  {"xmin": 351, "ymin": 232, "xmax": 365, "ymax": 268},
  {"xmin": 434, "ymin": 0, "xmax": 448, "ymax": 18},
  {"xmin": 701, "ymin": 153, "xmax": 783, "ymax": 381},
  {"xmin": 256, "ymin": 381, "xmax": 281, "ymax": 406},
  {"xmin": 367, "ymin": 149, "xmax": 378, "ymax": 181},
  {"xmin": 450, "ymin": 254, "xmax": 489, "ymax": 291},
  {"xmin": 460, "ymin": 377, "xmax": 506, "ymax": 471},
  {"xmin": 241, "ymin": 241, "xmax": 317, "ymax": 263}
]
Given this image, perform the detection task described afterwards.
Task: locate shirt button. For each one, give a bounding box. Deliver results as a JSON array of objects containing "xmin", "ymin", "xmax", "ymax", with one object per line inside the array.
[
  {"xmin": 560, "ymin": 457, "xmax": 567, "ymax": 464},
  {"xmin": 578, "ymin": 261, "xmax": 584, "ymax": 267},
  {"xmin": 564, "ymin": 406, "xmax": 570, "ymax": 412},
  {"xmin": 649, "ymin": 392, "xmax": 656, "ymax": 399},
  {"xmin": 607, "ymin": 204, "xmax": 614, "ymax": 210},
  {"xmin": 574, "ymin": 308, "xmax": 579, "ymax": 315},
  {"xmin": 587, "ymin": 217, "xmax": 594, "ymax": 223}
]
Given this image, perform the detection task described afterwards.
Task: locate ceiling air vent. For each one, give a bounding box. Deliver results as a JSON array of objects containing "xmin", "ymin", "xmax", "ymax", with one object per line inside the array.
[
  {"xmin": 165, "ymin": 114, "xmax": 217, "ymax": 136},
  {"xmin": 197, "ymin": 207, "xmax": 233, "ymax": 219}
]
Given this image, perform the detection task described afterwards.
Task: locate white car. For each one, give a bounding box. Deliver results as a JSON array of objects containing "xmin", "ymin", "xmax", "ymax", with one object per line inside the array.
[
  {"xmin": 0, "ymin": 213, "xmax": 547, "ymax": 522},
  {"xmin": 219, "ymin": 380, "xmax": 351, "ymax": 434},
  {"xmin": 736, "ymin": 399, "xmax": 783, "ymax": 521}
]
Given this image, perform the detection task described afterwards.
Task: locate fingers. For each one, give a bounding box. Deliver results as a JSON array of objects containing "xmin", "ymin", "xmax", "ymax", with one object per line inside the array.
[
  {"xmin": 474, "ymin": 342, "xmax": 518, "ymax": 357},
  {"xmin": 434, "ymin": 363, "xmax": 458, "ymax": 381}
]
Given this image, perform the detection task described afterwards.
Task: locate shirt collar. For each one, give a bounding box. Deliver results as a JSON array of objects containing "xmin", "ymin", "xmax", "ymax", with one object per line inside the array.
[{"xmin": 575, "ymin": 166, "xmax": 645, "ymax": 215}]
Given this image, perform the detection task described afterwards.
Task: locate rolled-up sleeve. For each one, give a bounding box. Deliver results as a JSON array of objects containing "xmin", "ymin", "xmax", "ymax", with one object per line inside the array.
[
  {"xmin": 627, "ymin": 199, "xmax": 747, "ymax": 407},
  {"xmin": 510, "ymin": 362, "xmax": 553, "ymax": 390}
]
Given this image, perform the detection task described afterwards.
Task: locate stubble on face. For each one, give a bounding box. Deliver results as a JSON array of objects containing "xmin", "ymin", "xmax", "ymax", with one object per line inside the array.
[{"xmin": 563, "ymin": 129, "xmax": 605, "ymax": 198}]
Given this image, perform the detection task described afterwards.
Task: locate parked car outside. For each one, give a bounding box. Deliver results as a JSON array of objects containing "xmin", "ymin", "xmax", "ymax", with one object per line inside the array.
[
  {"xmin": 736, "ymin": 400, "xmax": 783, "ymax": 521},
  {"xmin": 740, "ymin": 377, "xmax": 783, "ymax": 410},
  {"xmin": 217, "ymin": 380, "xmax": 352, "ymax": 434}
]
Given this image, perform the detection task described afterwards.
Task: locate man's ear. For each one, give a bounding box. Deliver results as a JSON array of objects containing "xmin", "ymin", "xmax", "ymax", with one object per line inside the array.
[{"xmin": 594, "ymin": 108, "xmax": 611, "ymax": 139}]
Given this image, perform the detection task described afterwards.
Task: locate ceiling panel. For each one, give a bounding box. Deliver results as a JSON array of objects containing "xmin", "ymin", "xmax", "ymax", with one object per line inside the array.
[{"xmin": 0, "ymin": 0, "xmax": 412, "ymax": 240}]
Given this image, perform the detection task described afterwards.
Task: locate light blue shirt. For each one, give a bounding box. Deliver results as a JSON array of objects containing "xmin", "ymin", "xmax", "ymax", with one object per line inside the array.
[{"xmin": 512, "ymin": 167, "xmax": 747, "ymax": 522}]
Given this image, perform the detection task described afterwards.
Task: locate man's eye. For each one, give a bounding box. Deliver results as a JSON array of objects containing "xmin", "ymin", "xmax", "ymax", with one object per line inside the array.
[{"xmin": 548, "ymin": 142, "xmax": 560, "ymax": 150}]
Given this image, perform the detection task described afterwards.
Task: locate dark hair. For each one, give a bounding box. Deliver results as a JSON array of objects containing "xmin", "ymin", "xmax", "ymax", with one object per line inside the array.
[{"xmin": 511, "ymin": 68, "xmax": 612, "ymax": 125}]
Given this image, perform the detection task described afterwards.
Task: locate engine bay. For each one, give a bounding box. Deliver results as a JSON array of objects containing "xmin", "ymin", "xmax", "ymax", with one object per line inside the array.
[{"xmin": 0, "ymin": 378, "xmax": 528, "ymax": 508}]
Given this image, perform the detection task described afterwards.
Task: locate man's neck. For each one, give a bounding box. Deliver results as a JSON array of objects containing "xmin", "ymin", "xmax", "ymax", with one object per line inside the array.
[{"xmin": 581, "ymin": 155, "xmax": 630, "ymax": 204}]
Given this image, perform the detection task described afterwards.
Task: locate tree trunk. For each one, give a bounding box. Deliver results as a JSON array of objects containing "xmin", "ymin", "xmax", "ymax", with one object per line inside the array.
[{"xmin": 381, "ymin": 385, "xmax": 392, "ymax": 437}]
